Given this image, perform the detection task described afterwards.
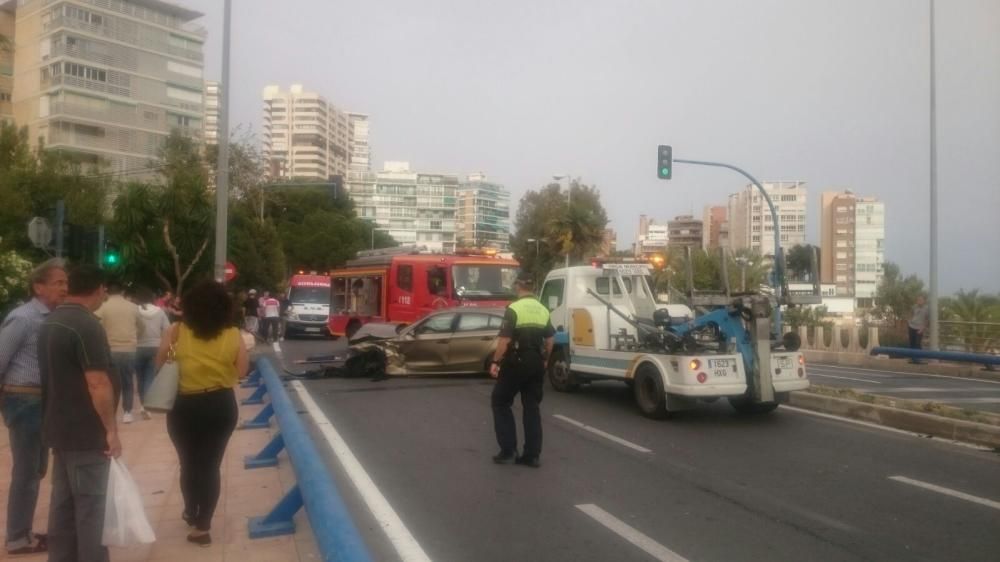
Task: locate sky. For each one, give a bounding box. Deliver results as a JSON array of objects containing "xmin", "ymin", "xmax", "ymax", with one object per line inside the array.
[{"xmin": 186, "ymin": 0, "xmax": 1000, "ymax": 293}]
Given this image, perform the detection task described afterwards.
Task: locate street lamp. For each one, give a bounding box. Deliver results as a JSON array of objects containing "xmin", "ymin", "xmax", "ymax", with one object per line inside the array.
[{"xmin": 554, "ymin": 174, "xmax": 572, "ymax": 331}]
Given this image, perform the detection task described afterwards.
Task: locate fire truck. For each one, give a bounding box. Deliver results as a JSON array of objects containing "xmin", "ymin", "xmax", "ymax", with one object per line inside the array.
[{"xmin": 327, "ymin": 246, "xmax": 519, "ymax": 338}]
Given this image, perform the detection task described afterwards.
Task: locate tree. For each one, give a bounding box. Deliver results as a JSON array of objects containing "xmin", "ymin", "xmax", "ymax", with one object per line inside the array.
[
  {"xmin": 111, "ymin": 132, "xmax": 213, "ymax": 294},
  {"xmin": 786, "ymin": 244, "xmax": 819, "ymax": 282},
  {"xmin": 228, "ymin": 202, "xmax": 287, "ymax": 292},
  {"xmin": 656, "ymin": 247, "xmax": 770, "ymax": 297},
  {"xmin": 511, "ymin": 181, "xmax": 608, "ymax": 284},
  {"xmin": 0, "ymin": 244, "xmax": 33, "ymax": 315},
  {"xmin": 785, "ymin": 305, "xmax": 833, "ymax": 331},
  {"xmin": 873, "ymin": 262, "xmax": 925, "ymax": 326},
  {"xmin": 940, "ymin": 289, "xmax": 1000, "ymax": 353}
]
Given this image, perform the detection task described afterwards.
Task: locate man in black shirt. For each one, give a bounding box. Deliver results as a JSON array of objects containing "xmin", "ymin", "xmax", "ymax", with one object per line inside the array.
[
  {"xmin": 40, "ymin": 265, "xmax": 119, "ymax": 562},
  {"xmin": 243, "ymin": 289, "xmax": 260, "ymax": 336}
]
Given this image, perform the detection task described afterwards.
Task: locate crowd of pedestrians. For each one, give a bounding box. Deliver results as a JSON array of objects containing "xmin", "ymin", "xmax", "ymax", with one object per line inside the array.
[
  {"xmin": 0, "ymin": 260, "xmax": 252, "ymax": 559},
  {"xmin": 239, "ymin": 287, "xmax": 289, "ymax": 344}
]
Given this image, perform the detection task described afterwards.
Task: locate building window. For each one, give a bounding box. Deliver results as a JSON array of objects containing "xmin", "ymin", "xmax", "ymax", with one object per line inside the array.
[{"xmin": 63, "ymin": 62, "xmax": 106, "ymax": 82}]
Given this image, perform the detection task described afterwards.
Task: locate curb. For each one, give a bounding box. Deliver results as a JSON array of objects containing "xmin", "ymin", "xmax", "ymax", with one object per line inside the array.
[
  {"xmin": 789, "ymin": 391, "xmax": 1000, "ymax": 449},
  {"xmin": 803, "ymin": 350, "xmax": 1000, "ymax": 382}
]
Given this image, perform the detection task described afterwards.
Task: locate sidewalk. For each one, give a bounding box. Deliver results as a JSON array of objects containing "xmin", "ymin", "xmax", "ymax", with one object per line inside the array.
[{"xmin": 0, "ymin": 384, "xmax": 320, "ymax": 561}]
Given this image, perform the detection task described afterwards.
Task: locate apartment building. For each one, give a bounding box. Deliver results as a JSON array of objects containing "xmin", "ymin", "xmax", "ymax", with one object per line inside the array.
[
  {"xmin": 347, "ymin": 111, "xmax": 369, "ymax": 172},
  {"xmin": 11, "ymin": 0, "xmax": 206, "ymax": 178},
  {"xmin": 347, "ymin": 161, "xmax": 458, "ymax": 253},
  {"xmin": 702, "ymin": 205, "xmax": 727, "ymax": 250},
  {"xmin": 820, "ymin": 191, "xmax": 885, "ymax": 307},
  {"xmin": 668, "ymin": 214, "xmax": 703, "ymax": 252},
  {"xmin": 202, "ymin": 78, "xmax": 217, "ymax": 144},
  {"xmin": 456, "ymin": 173, "xmax": 510, "ymax": 250},
  {"xmin": 635, "ymin": 221, "xmax": 668, "ymax": 257},
  {"xmin": 0, "ymin": 5, "xmax": 14, "ymax": 124},
  {"xmin": 262, "ymin": 84, "xmax": 351, "ymax": 181},
  {"xmin": 728, "ymin": 181, "xmax": 807, "ymax": 256}
]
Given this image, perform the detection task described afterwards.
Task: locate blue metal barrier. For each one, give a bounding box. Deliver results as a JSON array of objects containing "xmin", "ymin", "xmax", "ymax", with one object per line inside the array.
[
  {"xmin": 871, "ymin": 347, "xmax": 1000, "ymax": 370},
  {"xmin": 242, "ymin": 357, "xmax": 372, "ymax": 562}
]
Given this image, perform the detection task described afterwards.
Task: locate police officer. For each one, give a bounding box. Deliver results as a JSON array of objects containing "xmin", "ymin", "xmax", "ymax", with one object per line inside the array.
[{"xmin": 489, "ymin": 273, "xmax": 554, "ymax": 468}]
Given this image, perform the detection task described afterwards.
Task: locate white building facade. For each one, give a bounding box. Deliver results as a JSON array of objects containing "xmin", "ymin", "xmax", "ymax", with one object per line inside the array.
[
  {"xmin": 347, "ymin": 112, "xmax": 370, "ymax": 171},
  {"xmin": 261, "ymin": 84, "xmax": 351, "ymax": 180},
  {"xmin": 203, "ymin": 79, "xmax": 218, "ymax": 145},
  {"xmin": 853, "ymin": 197, "xmax": 885, "ymax": 307},
  {"xmin": 728, "ymin": 181, "xmax": 807, "ymax": 256},
  {"xmin": 456, "ymin": 173, "xmax": 510, "ymax": 250}
]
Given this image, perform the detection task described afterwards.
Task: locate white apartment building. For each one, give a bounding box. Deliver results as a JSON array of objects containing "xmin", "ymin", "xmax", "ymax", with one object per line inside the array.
[
  {"xmin": 820, "ymin": 191, "xmax": 886, "ymax": 307},
  {"xmin": 347, "ymin": 111, "xmax": 369, "ymax": 171},
  {"xmin": 262, "ymin": 84, "xmax": 351, "ymax": 180},
  {"xmin": 635, "ymin": 223, "xmax": 669, "ymax": 256},
  {"xmin": 853, "ymin": 197, "xmax": 885, "ymax": 306},
  {"xmin": 11, "ymin": 0, "xmax": 206, "ymax": 178},
  {"xmin": 456, "ymin": 173, "xmax": 510, "ymax": 250},
  {"xmin": 728, "ymin": 181, "xmax": 807, "ymax": 256},
  {"xmin": 203, "ymin": 79, "xmax": 218, "ymax": 145},
  {"xmin": 347, "ymin": 161, "xmax": 458, "ymax": 253}
]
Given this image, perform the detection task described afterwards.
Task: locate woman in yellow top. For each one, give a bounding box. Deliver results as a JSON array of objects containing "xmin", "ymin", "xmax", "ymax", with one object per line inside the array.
[{"xmin": 156, "ymin": 280, "xmax": 248, "ymax": 546}]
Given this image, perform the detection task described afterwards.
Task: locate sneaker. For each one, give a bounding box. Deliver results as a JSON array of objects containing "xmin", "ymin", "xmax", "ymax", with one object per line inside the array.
[
  {"xmin": 122, "ymin": 412, "xmax": 134, "ymax": 424},
  {"xmin": 515, "ymin": 455, "xmax": 541, "ymax": 468},
  {"xmin": 140, "ymin": 409, "xmax": 152, "ymax": 421},
  {"xmin": 492, "ymin": 451, "xmax": 516, "ymax": 464}
]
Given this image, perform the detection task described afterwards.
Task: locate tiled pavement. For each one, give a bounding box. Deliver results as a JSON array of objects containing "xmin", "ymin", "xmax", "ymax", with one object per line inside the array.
[{"xmin": 0, "ymin": 384, "xmax": 320, "ymax": 561}]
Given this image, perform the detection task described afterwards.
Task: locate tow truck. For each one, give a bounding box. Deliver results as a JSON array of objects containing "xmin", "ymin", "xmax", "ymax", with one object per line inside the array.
[{"xmin": 540, "ymin": 252, "xmax": 820, "ymax": 418}]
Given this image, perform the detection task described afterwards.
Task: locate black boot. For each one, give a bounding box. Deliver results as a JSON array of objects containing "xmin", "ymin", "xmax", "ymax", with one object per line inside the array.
[{"xmin": 492, "ymin": 451, "xmax": 516, "ymax": 464}]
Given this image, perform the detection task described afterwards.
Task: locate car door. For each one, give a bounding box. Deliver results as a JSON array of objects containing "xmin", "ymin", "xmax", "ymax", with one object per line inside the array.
[
  {"xmin": 394, "ymin": 312, "xmax": 456, "ymax": 372},
  {"xmin": 446, "ymin": 313, "xmax": 504, "ymax": 373}
]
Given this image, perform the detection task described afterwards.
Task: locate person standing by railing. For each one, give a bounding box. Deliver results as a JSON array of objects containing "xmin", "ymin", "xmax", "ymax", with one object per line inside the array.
[
  {"xmin": 156, "ymin": 280, "xmax": 248, "ymax": 546},
  {"xmin": 908, "ymin": 295, "xmax": 930, "ymax": 363}
]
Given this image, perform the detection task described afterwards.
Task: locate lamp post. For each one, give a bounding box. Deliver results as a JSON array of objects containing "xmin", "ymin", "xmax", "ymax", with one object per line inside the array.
[
  {"xmin": 735, "ymin": 256, "xmax": 749, "ymax": 292},
  {"xmin": 928, "ymin": 0, "xmax": 940, "ymax": 350},
  {"xmin": 554, "ymin": 174, "xmax": 572, "ymax": 331}
]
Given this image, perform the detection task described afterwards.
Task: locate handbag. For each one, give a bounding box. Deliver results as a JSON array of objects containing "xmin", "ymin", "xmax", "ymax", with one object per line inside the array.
[{"xmin": 143, "ymin": 325, "xmax": 180, "ymax": 412}]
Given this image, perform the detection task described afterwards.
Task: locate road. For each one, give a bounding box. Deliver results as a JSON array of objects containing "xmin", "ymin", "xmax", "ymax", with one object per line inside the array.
[
  {"xmin": 273, "ymin": 337, "xmax": 1000, "ymax": 562},
  {"xmin": 807, "ymin": 363, "xmax": 1000, "ymax": 413}
]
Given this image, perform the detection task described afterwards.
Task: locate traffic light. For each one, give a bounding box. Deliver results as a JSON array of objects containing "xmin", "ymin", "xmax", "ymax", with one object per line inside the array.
[
  {"xmin": 657, "ymin": 145, "xmax": 673, "ymax": 180},
  {"xmin": 103, "ymin": 242, "xmax": 121, "ymax": 268}
]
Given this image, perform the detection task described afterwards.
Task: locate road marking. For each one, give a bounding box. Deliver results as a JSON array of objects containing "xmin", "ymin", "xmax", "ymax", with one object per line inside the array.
[
  {"xmin": 576, "ymin": 504, "xmax": 688, "ymax": 562},
  {"xmin": 810, "ymin": 373, "xmax": 883, "ymax": 384},
  {"xmin": 937, "ymin": 397, "xmax": 1000, "ymax": 404},
  {"xmin": 811, "ymin": 363, "xmax": 1000, "ymax": 385},
  {"xmin": 553, "ymin": 415, "xmax": 652, "ymax": 453},
  {"xmin": 875, "ymin": 387, "xmax": 995, "ymax": 393},
  {"xmin": 781, "ymin": 406, "xmax": 994, "ymax": 451},
  {"xmin": 290, "ymin": 380, "xmax": 433, "ymax": 562},
  {"xmin": 889, "ymin": 476, "xmax": 1000, "ymax": 511}
]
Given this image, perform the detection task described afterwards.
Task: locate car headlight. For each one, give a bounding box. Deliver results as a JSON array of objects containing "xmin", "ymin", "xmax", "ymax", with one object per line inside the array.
[{"xmin": 287, "ymin": 307, "xmax": 299, "ymax": 321}]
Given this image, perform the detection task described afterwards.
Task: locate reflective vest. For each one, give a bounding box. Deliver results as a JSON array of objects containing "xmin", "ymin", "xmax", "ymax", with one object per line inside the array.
[{"xmin": 507, "ymin": 296, "xmax": 551, "ymax": 356}]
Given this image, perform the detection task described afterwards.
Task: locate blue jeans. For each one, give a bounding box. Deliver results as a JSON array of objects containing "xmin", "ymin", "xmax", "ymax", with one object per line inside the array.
[
  {"xmin": 48, "ymin": 449, "xmax": 109, "ymax": 562},
  {"xmin": 111, "ymin": 351, "xmax": 137, "ymax": 413},
  {"xmin": 1, "ymin": 394, "xmax": 47, "ymax": 550},
  {"xmin": 133, "ymin": 347, "xmax": 159, "ymax": 406}
]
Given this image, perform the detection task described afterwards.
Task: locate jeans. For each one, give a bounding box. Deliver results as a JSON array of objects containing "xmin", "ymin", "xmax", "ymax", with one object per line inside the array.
[
  {"xmin": 261, "ymin": 317, "xmax": 279, "ymax": 342},
  {"xmin": 110, "ymin": 351, "xmax": 137, "ymax": 413},
  {"xmin": 491, "ymin": 355, "xmax": 545, "ymax": 458},
  {"xmin": 908, "ymin": 327, "xmax": 923, "ymax": 350},
  {"xmin": 48, "ymin": 449, "xmax": 110, "ymax": 562},
  {"xmin": 1, "ymin": 394, "xmax": 47, "ymax": 551},
  {"xmin": 133, "ymin": 347, "xmax": 159, "ymax": 406},
  {"xmin": 167, "ymin": 388, "xmax": 237, "ymax": 530}
]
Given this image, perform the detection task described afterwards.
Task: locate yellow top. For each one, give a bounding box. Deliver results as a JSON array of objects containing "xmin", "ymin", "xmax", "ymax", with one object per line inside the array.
[{"xmin": 175, "ymin": 324, "xmax": 240, "ymax": 393}]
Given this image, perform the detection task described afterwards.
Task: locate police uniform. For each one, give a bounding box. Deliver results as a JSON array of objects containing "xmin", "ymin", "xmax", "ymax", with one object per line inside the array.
[{"xmin": 491, "ymin": 293, "xmax": 555, "ymax": 463}]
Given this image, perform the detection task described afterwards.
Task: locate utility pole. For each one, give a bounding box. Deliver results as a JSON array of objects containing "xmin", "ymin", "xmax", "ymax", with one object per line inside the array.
[
  {"xmin": 928, "ymin": 0, "xmax": 940, "ymax": 350},
  {"xmin": 213, "ymin": 0, "xmax": 233, "ymax": 282}
]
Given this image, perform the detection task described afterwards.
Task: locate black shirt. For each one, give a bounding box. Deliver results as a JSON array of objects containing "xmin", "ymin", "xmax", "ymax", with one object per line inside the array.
[
  {"xmin": 243, "ymin": 297, "xmax": 259, "ymax": 318},
  {"xmin": 40, "ymin": 303, "xmax": 119, "ymax": 451}
]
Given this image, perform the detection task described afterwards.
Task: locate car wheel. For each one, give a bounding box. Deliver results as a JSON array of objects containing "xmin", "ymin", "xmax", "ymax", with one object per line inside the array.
[
  {"xmin": 633, "ymin": 364, "xmax": 669, "ymax": 419},
  {"xmin": 728, "ymin": 396, "xmax": 779, "ymax": 415},
  {"xmin": 547, "ymin": 348, "xmax": 579, "ymax": 392}
]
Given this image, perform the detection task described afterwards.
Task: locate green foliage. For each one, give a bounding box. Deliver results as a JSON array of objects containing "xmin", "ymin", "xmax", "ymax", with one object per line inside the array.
[
  {"xmin": 873, "ymin": 262, "xmax": 925, "ymax": 326},
  {"xmin": 511, "ymin": 181, "xmax": 609, "ymax": 284},
  {"xmin": 655, "ymin": 247, "xmax": 770, "ymax": 296},
  {"xmin": 940, "ymin": 289, "xmax": 1000, "ymax": 353},
  {"xmin": 786, "ymin": 244, "xmax": 819, "ymax": 282},
  {"xmin": 785, "ymin": 305, "xmax": 833, "ymax": 331},
  {"xmin": 228, "ymin": 202, "xmax": 287, "ymax": 292},
  {"xmin": 0, "ymin": 246, "xmax": 33, "ymax": 312}
]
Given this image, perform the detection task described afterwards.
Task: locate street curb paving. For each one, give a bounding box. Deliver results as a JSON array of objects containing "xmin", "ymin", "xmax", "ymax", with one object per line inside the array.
[{"xmin": 789, "ymin": 391, "xmax": 1000, "ymax": 449}]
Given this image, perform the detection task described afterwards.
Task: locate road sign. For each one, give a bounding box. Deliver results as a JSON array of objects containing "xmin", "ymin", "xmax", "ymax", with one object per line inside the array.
[
  {"xmin": 224, "ymin": 261, "xmax": 238, "ymax": 282},
  {"xmin": 27, "ymin": 217, "xmax": 52, "ymax": 249}
]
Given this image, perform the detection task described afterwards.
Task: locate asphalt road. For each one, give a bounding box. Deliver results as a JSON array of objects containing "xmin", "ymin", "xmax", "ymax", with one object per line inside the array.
[
  {"xmin": 273, "ymin": 337, "xmax": 1000, "ymax": 562},
  {"xmin": 807, "ymin": 363, "xmax": 1000, "ymax": 413}
]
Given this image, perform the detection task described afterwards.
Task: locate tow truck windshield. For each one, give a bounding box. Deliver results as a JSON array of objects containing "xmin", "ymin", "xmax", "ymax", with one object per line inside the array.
[
  {"xmin": 289, "ymin": 286, "xmax": 330, "ymax": 304},
  {"xmin": 452, "ymin": 265, "xmax": 518, "ymax": 300}
]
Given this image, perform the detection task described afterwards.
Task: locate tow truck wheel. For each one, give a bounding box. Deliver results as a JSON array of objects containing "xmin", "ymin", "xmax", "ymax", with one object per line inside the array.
[
  {"xmin": 633, "ymin": 364, "xmax": 669, "ymax": 420},
  {"xmin": 547, "ymin": 349, "xmax": 578, "ymax": 392},
  {"xmin": 728, "ymin": 396, "xmax": 779, "ymax": 415}
]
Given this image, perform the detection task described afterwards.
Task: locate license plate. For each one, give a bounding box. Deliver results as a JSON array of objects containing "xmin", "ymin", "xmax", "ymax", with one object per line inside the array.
[
  {"xmin": 305, "ymin": 327, "xmax": 320, "ymax": 333},
  {"xmin": 775, "ymin": 356, "xmax": 793, "ymax": 369},
  {"xmin": 708, "ymin": 359, "xmax": 731, "ymax": 369}
]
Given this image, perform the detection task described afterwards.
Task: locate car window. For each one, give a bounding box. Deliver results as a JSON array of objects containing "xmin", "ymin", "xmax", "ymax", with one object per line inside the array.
[
  {"xmin": 540, "ymin": 279, "xmax": 564, "ymax": 311},
  {"xmin": 596, "ymin": 276, "xmax": 632, "ymax": 296},
  {"xmin": 456, "ymin": 313, "xmax": 495, "ymax": 332},
  {"xmin": 488, "ymin": 314, "xmax": 503, "ymax": 329},
  {"xmin": 418, "ymin": 313, "xmax": 455, "ymax": 334}
]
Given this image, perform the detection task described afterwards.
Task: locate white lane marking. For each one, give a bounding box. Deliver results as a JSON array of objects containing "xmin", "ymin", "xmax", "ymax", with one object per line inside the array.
[
  {"xmin": 875, "ymin": 387, "xmax": 996, "ymax": 393},
  {"xmin": 290, "ymin": 380, "xmax": 433, "ymax": 562},
  {"xmin": 781, "ymin": 406, "xmax": 994, "ymax": 451},
  {"xmin": 810, "ymin": 373, "xmax": 883, "ymax": 384},
  {"xmin": 576, "ymin": 504, "xmax": 688, "ymax": 562},
  {"xmin": 810, "ymin": 364, "xmax": 1000, "ymax": 385},
  {"xmin": 553, "ymin": 415, "xmax": 652, "ymax": 453},
  {"xmin": 889, "ymin": 476, "xmax": 1000, "ymax": 511}
]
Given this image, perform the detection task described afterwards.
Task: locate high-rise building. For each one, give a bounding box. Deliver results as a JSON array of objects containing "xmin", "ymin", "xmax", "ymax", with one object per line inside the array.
[
  {"xmin": 262, "ymin": 84, "xmax": 352, "ymax": 181},
  {"xmin": 456, "ymin": 173, "xmax": 510, "ymax": 250},
  {"xmin": 820, "ymin": 191, "xmax": 885, "ymax": 306},
  {"xmin": 667, "ymin": 215, "xmax": 703, "ymax": 251},
  {"xmin": 203, "ymin": 79, "xmax": 218, "ymax": 145},
  {"xmin": 702, "ymin": 205, "xmax": 727, "ymax": 250},
  {"xmin": 728, "ymin": 181, "xmax": 807, "ymax": 256},
  {"xmin": 347, "ymin": 112, "xmax": 370, "ymax": 172},
  {"xmin": 347, "ymin": 161, "xmax": 458, "ymax": 253},
  {"xmin": 635, "ymin": 221, "xmax": 668, "ymax": 257},
  {"xmin": 11, "ymin": 0, "xmax": 207, "ymax": 178},
  {"xmin": 0, "ymin": 5, "xmax": 14, "ymax": 124}
]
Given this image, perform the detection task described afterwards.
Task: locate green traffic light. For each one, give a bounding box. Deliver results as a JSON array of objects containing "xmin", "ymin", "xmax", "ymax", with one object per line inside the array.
[
  {"xmin": 105, "ymin": 253, "xmax": 119, "ymax": 265},
  {"xmin": 660, "ymin": 167, "xmax": 670, "ymax": 176}
]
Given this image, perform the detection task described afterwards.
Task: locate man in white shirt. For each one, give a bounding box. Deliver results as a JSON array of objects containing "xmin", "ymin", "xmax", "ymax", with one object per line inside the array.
[{"xmin": 261, "ymin": 292, "xmax": 281, "ymax": 343}]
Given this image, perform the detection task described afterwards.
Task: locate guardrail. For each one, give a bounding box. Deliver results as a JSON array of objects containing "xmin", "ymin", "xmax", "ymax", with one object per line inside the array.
[
  {"xmin": 239, "ymin": 357, "xmax": 372, "ymax": 562},
  {"xmin": 870, "ymin": 347, "xmax": 1000, "ymax": 371}
]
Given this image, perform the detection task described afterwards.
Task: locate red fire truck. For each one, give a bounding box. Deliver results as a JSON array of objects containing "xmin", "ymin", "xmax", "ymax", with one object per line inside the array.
[{"xmin": 327, "ymin": 247, "xmax": 519, "ymax": 337}]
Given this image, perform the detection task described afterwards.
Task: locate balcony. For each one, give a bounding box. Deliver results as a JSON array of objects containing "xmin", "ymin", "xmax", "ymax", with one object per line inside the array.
[
  {"xmin": 43, "ymin": 74, "xmax": 130, "ymax": 98},
  {"xmin": 46, "ymin": 16, "xmax": 203, "ymax": 62}
]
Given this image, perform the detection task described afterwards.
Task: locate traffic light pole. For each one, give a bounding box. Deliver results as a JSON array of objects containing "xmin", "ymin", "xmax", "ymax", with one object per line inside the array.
[
  {"xmin": 673, "ymin": 158, "xmax": 784, "ymax": 336},
  {"xmin": 213, "ymin": 0, "xmax": 233, "ymax": 282}
]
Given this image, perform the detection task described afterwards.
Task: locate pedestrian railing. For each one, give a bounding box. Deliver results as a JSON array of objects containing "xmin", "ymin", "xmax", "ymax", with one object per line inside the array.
[{"xmin": 239, "ymin": 357, "xmax": 371, "ymax": 562}]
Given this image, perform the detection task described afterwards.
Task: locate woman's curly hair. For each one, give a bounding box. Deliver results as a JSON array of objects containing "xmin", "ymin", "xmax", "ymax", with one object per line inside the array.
[{"xmin": 181, "ymin": 280, "xmax": 233, "ymax": 340}]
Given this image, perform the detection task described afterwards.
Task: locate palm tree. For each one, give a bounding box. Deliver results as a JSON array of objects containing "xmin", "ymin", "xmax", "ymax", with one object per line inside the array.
[{"xmin": 940, "ymin": 289, "xmax": 1000, "ymax": 353}]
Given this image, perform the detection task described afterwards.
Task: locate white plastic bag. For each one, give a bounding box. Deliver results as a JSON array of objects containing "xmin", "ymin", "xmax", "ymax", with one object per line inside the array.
[{"xmin": 102, "ymin": 458, "xmax": 156, "ymax": 546}]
